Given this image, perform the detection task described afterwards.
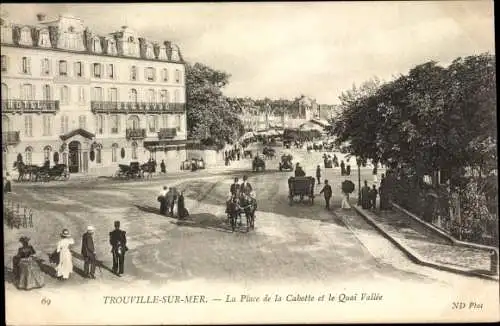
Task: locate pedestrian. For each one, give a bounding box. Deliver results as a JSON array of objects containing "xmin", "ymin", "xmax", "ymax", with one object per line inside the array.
[
  {"xmin": 237, "ymin": 151, "xmax": 241, "ymax": 161},
  {"xmin": 379, "ymin": 173, "xmax": 387, "ymax": 210},
  {"xmin": 319, "ymin": 180, "xmax": 333, "ymax": 210},
  {"xmin": 361, "ymin": 180, "xmax": 371, "ymax": 209},
  {"xmin": 346, "ymin": 164, "xmax": 351, "ymax": 176},
  {"xmin": 240, "ymin": 175, "xmax": 253, "ymax": 196},
  {"xmin": 55, "ymin": 229, "xmax": 74, "ymax": 280},
  {"xmin": 81, "ymin": 226, "xmax": 97, "ymax": 279},
  {"xmin": 152, "ymin": 159, "xmax": 157, "ymax": 173},
  {"xmin": 316, "ymin": 165, "xmax": 321, "ymax": 185},
  {"xmin": 12, "ymin": 236, "xmax": 45, "ymax": 290},
  {"xmin": 160, "ymin": 160, "xmax": 166, "ymax": 174},
  {"xmin": 370, "ymin": 184, "xmax": 378, "ymax": 210},
  {"xmin": 109, "ymin": 221, "xmax": 127, "ymax": 276},
  {"xmin": 165, "ymin": 187, "xmax": 176, "ymax": 216},
  {"xmin": 158, "ymin": 186, "xmax": 168, "ymax": 215},
  {"xmin": 4, "ymin": 172, "xmax": 12, "ymax": 193},
  {"xmin": 177, "ymin": 190, "xmax": 189, "ymax": 219},
  {"xmin": 230, "ymin": 177, "xmax": 240, "ymax": 196},
  {"xmin": 340, "ymin": 160, "xmax": 345, "ymax": 176}
]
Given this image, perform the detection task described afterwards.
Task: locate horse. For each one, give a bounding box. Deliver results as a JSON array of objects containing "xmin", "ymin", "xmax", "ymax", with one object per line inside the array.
[
  {"xmin": 140, "ymin": 161, "xmax": 156, "ymax": 179},
  {"xmin": 239, "ymin": 194, "xmax": 257, "ymax": 231},
  {"xmin": 13, "ymin": 161, "xmax": 41, "ymax": 182}
]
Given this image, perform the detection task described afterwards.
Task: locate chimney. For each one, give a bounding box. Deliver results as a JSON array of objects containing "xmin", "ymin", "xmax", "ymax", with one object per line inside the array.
[{"xmin": 36, "ymin": 13, "xmax": 46, "ymax": 22}]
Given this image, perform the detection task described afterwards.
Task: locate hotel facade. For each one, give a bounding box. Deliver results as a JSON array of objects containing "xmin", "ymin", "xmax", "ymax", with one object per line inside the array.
[{"xmin": 1, "ymin": 14, "xmax": 187, "ymax": 176}]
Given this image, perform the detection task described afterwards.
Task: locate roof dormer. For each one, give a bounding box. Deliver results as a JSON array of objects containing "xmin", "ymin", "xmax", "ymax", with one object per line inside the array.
[
  {"xmin": 158, "ymin": 42, "xmax": 168, "ymax": 60},
  {"xmin": 170, "ymin": 43, "xmax": 181, "ymax": 62},
  {"xmin": 18, "ymin": 26, "xmax": 33, "ymax": 46},
  {"xmin": 0, "ymin": 19, "xmax": 13, "ymax": 44},
  {"xmin": 105, "ymin": 36, "xmax": 118, "ymax": 56},
  {"xmin": 38, "ymin": 28, "xmax": 51, "ymax": 48},
  {"xmin": 91, "ymin": 35, "xmax": 102, "ymax": 53}
]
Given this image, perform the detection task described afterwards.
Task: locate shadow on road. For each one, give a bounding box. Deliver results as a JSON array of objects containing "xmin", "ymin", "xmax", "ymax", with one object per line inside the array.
[
  {"xmin": 171, "ymin": 213, "xmax": 248, "ymax": 234},
  {"xmin": 134, "ymin": 204, "xmax": 163, "ymax": 216}
]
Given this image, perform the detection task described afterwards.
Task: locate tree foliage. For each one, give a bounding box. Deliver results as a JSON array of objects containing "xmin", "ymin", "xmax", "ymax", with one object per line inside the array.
[
  {"xmin": 333, "ymin": 53, "xmax": 497, "ymax": 181},
  {"xmin": 185, "ymin": 62, "xmax": 244, "ymax": 148}
]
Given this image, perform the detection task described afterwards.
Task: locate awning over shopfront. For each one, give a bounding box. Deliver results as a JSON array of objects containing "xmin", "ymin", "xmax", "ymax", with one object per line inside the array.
[{"xmin": 60, "ymin": 129, "xmax": 96, "ymax": 141}]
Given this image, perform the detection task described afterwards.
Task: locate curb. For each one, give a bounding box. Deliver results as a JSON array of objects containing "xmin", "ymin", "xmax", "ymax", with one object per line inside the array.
[
  {"xmin": 391, "ymin": 202, "xmax": 499, "ymax": 255},
  {"xmin": 352, "ymin": 205, "xmax": 499, "ymax": 282}
]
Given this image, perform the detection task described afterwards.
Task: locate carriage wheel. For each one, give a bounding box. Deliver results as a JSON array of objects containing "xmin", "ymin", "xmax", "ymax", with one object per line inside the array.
[{"xmin": 64, "ymin": 172, "xmax": 70, "ymax": 180}]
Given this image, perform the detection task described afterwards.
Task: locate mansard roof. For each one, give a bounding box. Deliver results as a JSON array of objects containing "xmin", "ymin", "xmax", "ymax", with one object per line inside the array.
[{"xmin": 1, "ymin": 16, "xmax": 184, "ymax": 64}]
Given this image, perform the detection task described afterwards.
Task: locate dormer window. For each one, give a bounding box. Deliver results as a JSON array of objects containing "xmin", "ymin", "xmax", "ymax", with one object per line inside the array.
[
  {"xmin": 68, "ymin": 26, "xmax": 75, "ymax": 32},
  {"xmin": 19, "ymin": 27, "xmax": 32, "ymax": 46},
  {"xmin": 92, "ymin": 37, "xmax": 102, "ymax": 53},
  {"xmin": 146, "ymin": 44, "xmax": 155, "ymax": 59},
  {"xmin": 39, "ymin": 30, "xmax": 51, "ymax": 48},
  {"xmin": 107, "ymin": 39, "xmax": 117, "ymax": 55}
]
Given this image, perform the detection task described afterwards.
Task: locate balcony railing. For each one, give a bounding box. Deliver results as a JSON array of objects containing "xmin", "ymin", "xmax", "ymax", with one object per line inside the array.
[
  {"xmin": 2, "ymin": 131, "xmax": 20, "ymax": 145},
  {"xmin": 91, "ymin": 101, "xmax": 186, "ymax": 114},
  {"xmin": 126, "ymin": 128, "xmax": 147, "ymax": 140},
  {"xmin": 1, "ymin": 100, "xmax": 60, "ymax": 114},
  {"xmin": 158, "ymin": 128, "xmax": 177, "ymax": 140}
]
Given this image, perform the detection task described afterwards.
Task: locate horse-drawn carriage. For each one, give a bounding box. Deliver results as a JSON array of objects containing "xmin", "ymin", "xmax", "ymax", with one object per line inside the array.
[
  {"xmin": 252, "ymin": 155, "xmax": 266, "ymax": 172},
  {"xmin": 262, "ymin": 147, "xmax": 276, "ymax": 160},
  {"xmin": 37, "ymin": 164, "xmax": 70, "ymax": 182},
  {"xmin": 279, "ymin": 154, "xmax": 293, "ymax": 171},
  {"xmin": 288, "ymin": 176, "xmax": 315, "ymax": 205},
  {"xmin": 225, "ymin": 194, "xmax": 257, "ymax": 232},
  {"xmin": 114, "ymin": 162, "xmax": 142, "ymax": 179}
]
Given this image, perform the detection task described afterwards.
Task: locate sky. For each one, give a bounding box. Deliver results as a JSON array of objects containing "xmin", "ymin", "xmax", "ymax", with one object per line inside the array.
[{"xmin": 1, "ymin": 2, "xmax": 495, "ymax": 104}]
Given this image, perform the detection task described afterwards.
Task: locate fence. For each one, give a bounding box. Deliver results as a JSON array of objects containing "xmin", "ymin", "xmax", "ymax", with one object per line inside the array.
[{"xmin": 3, "ymin": 197, "xmax": 34, "ymax": 229}]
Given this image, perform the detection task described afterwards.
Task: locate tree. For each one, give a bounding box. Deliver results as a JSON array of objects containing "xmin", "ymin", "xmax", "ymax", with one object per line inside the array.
[{"xmin": 185, "ymin": 62, "xmax": 244, "ymax": 148}]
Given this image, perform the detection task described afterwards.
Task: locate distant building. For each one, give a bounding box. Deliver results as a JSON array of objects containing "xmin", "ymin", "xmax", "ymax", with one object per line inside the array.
[{"xmin": 1, "ymin": 14, "xmax": 187, "ymax": 175}]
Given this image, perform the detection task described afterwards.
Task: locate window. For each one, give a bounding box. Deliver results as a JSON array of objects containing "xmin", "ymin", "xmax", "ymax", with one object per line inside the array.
[
  {"xmin": 39, "ymin": 30, "xmax": 50, "ymax": 47},
  {"xmin": 60, "ymin": 115, "xmax": 69, "ymax": 134},
  {"xmin": 2, "ymin": 115, "xmax": 11, "ymax": 132},
  {"xmin": 59, "ymin": 60, "xmax": 67, "ymax": 76},
  {"xmin": 131, "ymin": 141, "xmax": 138, "ymax": 160},
  {"xmin": 96, "ymin": 115, "xmax": 104, "ymax": 134},
  {"xmin": 176, "ymin": 115, "xmax": 182, "ymax": 132},
  {"xmin": 21, "ymin": 84, "xmax": 33, "ymax": 100},
  {"xmin": 43, "ymin": 146, "xmax": 52, "ymax": 161},
  {"xmin": 41, "ymin": 58, "xmax": 50, "ymax": 75},
  {"xmin": 78, "ymin": 115, "xmax": 87, "ymax": 129},
  {"xmin": 110, "ymin": 115, "xmax": 119, "ymax": 134},
  {"xmin": 162, "ymin": 68, "xmax": 168, "ymax": 82},
  {"xmin": 75, "ymin": 62, "xmax": 83, "ymax": 77},
  {"xmin": 145, "ymin": 67, "xmax": 155, "ymax": 81},
  {"xmin": 160, "ymin": 90, "xmax": 169, "ymax": 103},
  {"xmin": 93, "ymin": 38, "xmax": 101, "ymax": 52},
  {"xmin": 162, "ymin": 115, "xmax": 168, "ymax": 128},
  {"xmin": 127, "ymin": 115, "xmax": 140, "ymax": 130},
  {"xmin": 175, "ymin": 69, "xmax": 181, "ymax": 83},
  {"xmin": 96, "ymin": 145, "xmax": 102, "ymax": 164},
  {"xmin": 129, "ymin": 89, "xmax": 138, "ymax": 102},
  {"xmin": 111, "ymin": 143, "xmax": 119, "ymax": 162},
  {"xmin": 108, "ymin": 88, "xmax": 118, "ymax": 102},
  {"xmin": 174, "ymin": 89, "xmax": 180, "ymax": 103},
  {"xmin": 147, "ymin": 89, "xmax": 155, "ymax": 102},
  {"xmin": 130, "ymin": 65, "xmax": 137, "ymax": 81},
  {"xmin": 145, "ymin": 44, "xmax": 155, "ymax": 59},
  {"xmin": 2, "ymin": 83, "xmax": 8, "ymax": 99},
  {"xmin": 22, "ymin": 57, "xmax": 30, "ymax": 74},
  {"xmin": 1, "ymin": 55, "xmax": 8, "ymax": 72},
  {"xmin": 25, "ymin": 147, "xmax": 33, "ymax": 165},
  {"xmin": 42, "ymin": 85, "xmax": 51, "ymax": 100},
  {"xmin": 78, "ymin": 86, "xmax": 85, "ymax": 103},
  {"xmin": 60, "ymin": 86, "xmax": 69, "ymax": 104},
  {"xmin": 92, "ymin": 87, "xmax": 103, "ymax": 101},
  {"xmin": 148, "ymin": 115, "xmax": 158, "ymax": 132},
  {"xmin": 24, "ymin": 116, "xmax": 33, "ymax": 137},
  {"xmin": 20, "ymin": 28, "xmax": 31, "ymax": 45},
  {"xmin": 107, "ymin": 64, "xmax": 114, "ymax": 79},
  {"xmin": 43, "ymin": 115, "xmax": 53, "ymax": 136},
  {"xmin": 93, "ymin": 63, "xmax": 101, "ymax": 78}
]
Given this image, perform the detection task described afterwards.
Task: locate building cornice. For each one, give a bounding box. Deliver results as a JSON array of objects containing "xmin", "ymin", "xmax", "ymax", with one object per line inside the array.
[{"xmin": 0, "ymin": 43, "xmax": 186, "ymax": 66}]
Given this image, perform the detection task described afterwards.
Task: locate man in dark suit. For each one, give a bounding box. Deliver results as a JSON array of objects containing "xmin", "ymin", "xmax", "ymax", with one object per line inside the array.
[
  {"xmin": 109, "ymin": 220, "xmax": 127, "ymax": 276},
  {"xmin": 230, "ymin": 177, "xmax": 240, "ymax": 196},
  {"xmin": 319, "ymin": 180, "xmax": 333, "ymax": 210},
  {"xmin": 240, "ymin": 175, "xmax": 253, "ymax": 196},
  {"xmin": 361, "ymin": 180, "xmax": 371, "ymax": 209},
  {"xmin": 81, "ymin": 226, "xmax": 96, "ymax": 279}
]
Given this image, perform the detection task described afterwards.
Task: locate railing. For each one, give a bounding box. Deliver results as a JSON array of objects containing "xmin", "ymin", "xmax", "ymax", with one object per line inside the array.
[
  {"xmin": 2, "ymin": 131, "xmax": 20, "ymax": 145},
  {"xmin": 126, "ymin": 128, "xmax": 147, "ymax": 140},
  {"xmin": 91, "ymin": 101, "xmax": 186, "ymax": 114},
  {"xmin": 158, "ymin": 128, "xmax": 177, "ymax": 139},
  {"xmin": 1, "ymin": 100, "xmax": 60, "ymax": 113},
  {"xmin": 3, "ymin": 198, "xmax": 34, "ymax": 229}
]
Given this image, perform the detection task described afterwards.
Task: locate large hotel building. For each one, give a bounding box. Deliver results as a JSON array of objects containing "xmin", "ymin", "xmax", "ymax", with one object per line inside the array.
[{"xmin": 1, "ymin": 14, "xmax": 187, "ymax": 175}]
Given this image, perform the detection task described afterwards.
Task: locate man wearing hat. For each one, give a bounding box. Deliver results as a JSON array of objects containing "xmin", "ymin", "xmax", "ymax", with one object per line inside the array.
[
  {"xmin": 109, "ymin": 221, "xmax": 127, "ymax": 276},
  {"xmin": 81, "ymin": 226, "xmax": 97, "ymax": 279}
]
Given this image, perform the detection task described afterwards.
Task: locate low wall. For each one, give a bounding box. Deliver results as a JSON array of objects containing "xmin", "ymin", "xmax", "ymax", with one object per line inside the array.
[{"xmin": 186, "ymin": 149, "xmax": 224, "ymax": 167}]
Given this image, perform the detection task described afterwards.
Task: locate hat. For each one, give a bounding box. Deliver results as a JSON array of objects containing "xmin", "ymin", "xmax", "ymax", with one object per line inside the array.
[
  {"xmin": 61, "ymin": 229, "xmax": 71, "ymax": 237},
  {"xmin": 19, "ymin": 236, "xmax": 30, "ymax": 243},
  {"xmin": 87, "ymin": 225, "xmax": 95, "ymax": 232}
]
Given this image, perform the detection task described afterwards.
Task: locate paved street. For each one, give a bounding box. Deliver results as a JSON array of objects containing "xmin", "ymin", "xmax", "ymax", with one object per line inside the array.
[{"xmin": 4, "ymin": 149, "xmax": 497, "ymax": 293}]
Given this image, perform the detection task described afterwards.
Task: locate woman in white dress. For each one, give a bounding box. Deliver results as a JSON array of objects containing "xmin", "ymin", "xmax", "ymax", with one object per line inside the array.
[{"xmin": 56, "ymin": 229, "xmax": 74, "ymax": 280}]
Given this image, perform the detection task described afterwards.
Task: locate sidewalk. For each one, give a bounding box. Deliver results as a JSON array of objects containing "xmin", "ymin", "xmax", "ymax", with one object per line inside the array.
[{"xmin": 352, "ymin": 205, "xmax": 498, "ymax": 281}]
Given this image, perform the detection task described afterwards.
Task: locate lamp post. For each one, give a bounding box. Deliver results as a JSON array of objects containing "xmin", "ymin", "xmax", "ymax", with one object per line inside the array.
[{"xmin": 357, "ymin": 157, "xmax": 362, "ymax": 206}]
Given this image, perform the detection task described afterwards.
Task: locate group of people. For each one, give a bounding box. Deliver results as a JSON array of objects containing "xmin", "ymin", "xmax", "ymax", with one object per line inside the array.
[
  {"xmin": 340, "ymin": 160, "xmax": 352, "ymax": 176},
  {"xmin": 224, "ymin": 147, "xmax": 243, "ymax": 166},
  {"xmin": 158, "ymin": 186, "xmax": 189, "ymax": 219},
  {"xmin": 229, "ymin": 175, "xmax": 254, "ymax": 198},
  {"xmin": 360, "ymin": 173, "xmax": 390, "ymax": 211},
  {"xmin": 12, "ymin": 221, "xmax": 128, "ymax": 290}
]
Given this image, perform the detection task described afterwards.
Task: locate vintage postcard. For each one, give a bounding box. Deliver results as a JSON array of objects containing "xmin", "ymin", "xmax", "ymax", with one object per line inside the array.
[{"xmin": 2, "ymin": 1, "xmax": 499, "ymax": 325}]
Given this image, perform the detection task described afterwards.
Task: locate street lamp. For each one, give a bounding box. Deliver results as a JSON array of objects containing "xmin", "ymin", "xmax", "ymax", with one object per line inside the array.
[{"xmin": 357, "ymin": 157, "xmax": 362, "ymax": 206}]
